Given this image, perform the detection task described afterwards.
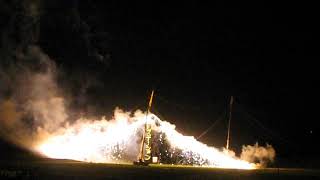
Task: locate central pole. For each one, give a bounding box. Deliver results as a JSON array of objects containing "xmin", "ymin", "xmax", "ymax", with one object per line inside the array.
[
  {"xmin": 138, "ymin": 90, "xmax": 154, "ymax": 162},
  {"xmin": 226, "ymin": 96, "xmax": 233, "ymax": 150}
]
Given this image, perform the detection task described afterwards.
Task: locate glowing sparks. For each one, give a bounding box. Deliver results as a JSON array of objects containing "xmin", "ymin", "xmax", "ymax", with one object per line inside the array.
[
  {"xmin": 36, "ymin": 109, "xmax": 146, "ymax": 163},
  {"xmin": 35, "ymin": 109, "xmax": 256, "ymax": 169},
  {"xmin": 156, "ymin": 120, "xmax": 255, "ymax": 169}
]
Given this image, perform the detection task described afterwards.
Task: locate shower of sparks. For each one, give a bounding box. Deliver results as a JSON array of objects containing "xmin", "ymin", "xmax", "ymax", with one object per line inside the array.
[{"xmin": 35, "ymin": 109, "xmax": 256, "ymax": 169}]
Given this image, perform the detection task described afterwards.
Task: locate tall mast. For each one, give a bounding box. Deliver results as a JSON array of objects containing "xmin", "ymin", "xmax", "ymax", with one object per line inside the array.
[
  {"xmin": 138, "ymin": 90, "xmax": 154, "ymax": 161},
  {"xmin": 226, "ymin": 96, "xmax": 234, "ymax": 150},
  {"xmin": 147, "ymin": 90, "xmax": 154, "ymax": 114}
]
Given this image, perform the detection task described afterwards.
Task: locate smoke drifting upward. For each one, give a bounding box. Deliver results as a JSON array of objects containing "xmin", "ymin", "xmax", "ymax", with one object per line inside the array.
[
  {"xmin": 0, "ymin": 46, "xmax": 66, "ymax": 147},
  {"xmin": 0, "ymin": 0, "xmax": 65, "ymax": 146},
  {"xmin": 0, "ymin": 0, "xmax": 66, "ymax": 146}
]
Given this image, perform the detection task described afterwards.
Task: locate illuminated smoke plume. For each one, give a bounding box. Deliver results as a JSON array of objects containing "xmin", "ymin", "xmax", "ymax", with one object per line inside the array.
[
  {"xmin": 0, "ymin": 0, "xmax": 66, "ymax": 146},
  {"xmin": 0, "ymin": 46, "xmax": 66, "ymax": 147},
  {"xmin": 240, "ymin": 143, "xmax": 276, "ymax": 167}
]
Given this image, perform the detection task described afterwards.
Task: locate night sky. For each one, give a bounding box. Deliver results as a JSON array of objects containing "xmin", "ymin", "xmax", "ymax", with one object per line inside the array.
[{"xmin": 1, "ymin": 1, "xmax": 319, "ymax": 166}]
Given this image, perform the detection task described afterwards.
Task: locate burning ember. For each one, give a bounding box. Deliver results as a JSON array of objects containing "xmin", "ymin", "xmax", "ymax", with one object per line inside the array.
[{"xmin": 35, "ymin": 108, "xmax": 257, "ymax": 169}]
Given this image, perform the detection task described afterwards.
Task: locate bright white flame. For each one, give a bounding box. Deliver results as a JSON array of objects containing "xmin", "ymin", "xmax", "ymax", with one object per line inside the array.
[{"xmin": 35, "ymin": 109, "xmax": 256, "ymax": 169}]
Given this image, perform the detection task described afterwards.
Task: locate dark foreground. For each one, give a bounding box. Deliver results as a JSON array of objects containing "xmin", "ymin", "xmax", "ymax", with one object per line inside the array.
[{"xmin": 1, "ymin": 159, "xmax": 319, "ymax": 180}]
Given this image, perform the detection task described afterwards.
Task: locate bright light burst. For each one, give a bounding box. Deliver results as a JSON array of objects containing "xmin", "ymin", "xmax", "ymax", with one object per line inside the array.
[{"xmin": 35, "ymin": 108, "xmax": 256, "ymax": 169}]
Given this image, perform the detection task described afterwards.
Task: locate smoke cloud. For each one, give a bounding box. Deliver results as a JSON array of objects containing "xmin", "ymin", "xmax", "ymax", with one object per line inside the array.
[
  {"xmin": 0, "ymin": 0, "xmax": 67, "ymax": 147},
  {"xmin": 0, "ymin": 46, "xmax": 66, "ymax": 147},
  {"xmin": 240, "ymin": 143, "xmax": 276, "ymax": 167}
]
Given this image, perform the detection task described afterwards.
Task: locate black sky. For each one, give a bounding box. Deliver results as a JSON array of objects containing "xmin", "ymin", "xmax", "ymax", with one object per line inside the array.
[{"xmin": 1, "ymin": 1, "xmax": 319, "ymax": 164}]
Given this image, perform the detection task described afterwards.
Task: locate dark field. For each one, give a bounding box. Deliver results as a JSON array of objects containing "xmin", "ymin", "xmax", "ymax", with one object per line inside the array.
[{"xmin": 1, "ymin": 159, "xmax": 319, "ymax": 180}]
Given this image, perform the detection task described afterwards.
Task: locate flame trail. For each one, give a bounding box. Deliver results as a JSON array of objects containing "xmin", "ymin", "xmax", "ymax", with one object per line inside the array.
[{"xmin": 35, "ymin": 109, "xmax": 257, "ymax": 169}]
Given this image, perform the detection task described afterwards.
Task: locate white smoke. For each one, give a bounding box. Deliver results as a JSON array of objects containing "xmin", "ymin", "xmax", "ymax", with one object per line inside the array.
[
  {"xmin": 240, "ymin": 143, "xmax": 276, "ymax": 167},
  {"xmin": 0, "ymin": 0, "xmax": 59, "ymax": 145},
  {"xmin": 0, "ymin": 46, "xmax": 67, "ymax": 146},
  {"xmin": 23, "ymin": 69, "xmax": 68, "ymax": 132}
]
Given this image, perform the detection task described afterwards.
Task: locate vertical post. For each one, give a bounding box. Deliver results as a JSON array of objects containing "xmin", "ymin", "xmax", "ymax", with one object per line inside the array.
[
  {"xmin": 138, "ymin": 90, "xmax": 154, "ymax": 162},
  {"xmin": 226, "ymin": 96, "xmax": 234, "ymax": 150},
  {"xmin": 147, "ymin": 90, "xmax": 154, "ymax": 113},
  {"xmin": 144, "ymin": 90, "xmax": 154, "ymax": 161}
]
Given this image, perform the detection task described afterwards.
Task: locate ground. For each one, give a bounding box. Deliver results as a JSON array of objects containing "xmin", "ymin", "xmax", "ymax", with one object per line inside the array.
[
  {"xmin": 0, "ymin": 141, "xmax": 319, "ymax": 179},
  {"xmin": 1, "ymin": 159, "xmax": 319, "ymax": 179}
]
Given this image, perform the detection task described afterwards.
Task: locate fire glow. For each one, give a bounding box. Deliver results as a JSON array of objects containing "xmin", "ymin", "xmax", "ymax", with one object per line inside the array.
[{"xmin": 35, "ymin": 108, "xmax": 256, "ymax": 169}]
